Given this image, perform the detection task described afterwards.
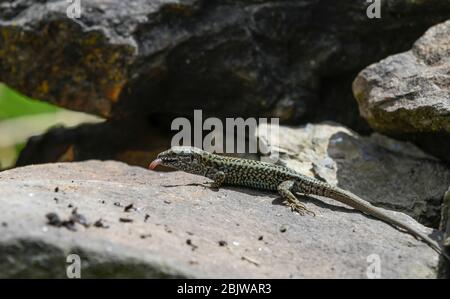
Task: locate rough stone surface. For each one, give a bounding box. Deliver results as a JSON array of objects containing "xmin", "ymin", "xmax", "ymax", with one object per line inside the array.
[
  {"xmin": 440, "ymin": 187, "xmax": 450, "ymax": 277},
  {"xmin": 353, "ymin": 20, "xmax": 450, "ymax": 161},
  {"xmin": 257, "ymin": 123, "xmax": 450, "ymax": 228},
  {"xmin": 4, "ymin": 0, "xmax": 450, "ymax": 168},
  {"xmin": 1, "ymin": 0, "xmax": 450, "ymax": 127},
  {"xmin": 0, "ymin": 161, "xmax": 444, "ymax": 278}
]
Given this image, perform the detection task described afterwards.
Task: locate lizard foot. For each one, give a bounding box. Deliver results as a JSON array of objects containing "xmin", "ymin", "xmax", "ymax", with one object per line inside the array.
[{"xmin": 284, "ymin": 201, "xmax": 315, "ymax": 217}]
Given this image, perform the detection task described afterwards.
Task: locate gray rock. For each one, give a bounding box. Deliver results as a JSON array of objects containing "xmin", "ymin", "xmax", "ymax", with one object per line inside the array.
[
  {"xmin": 1, "ymin": 0, "xmax": 449, "ymax": 126},
  {"xmin": 440, "ymin": 187, "xmax": 450, "ymax": 277},
  {"xmin": 4, "ymin": 1, "xmax": 450, "ymax": 167},
  {"xmin": 0, "ymin": 160, "xmax": 444, "ymax": 278},
  {"xmin": 444, "ymin": 188, "xmax": 450, "ymax": 248},
  {"xmin": 257, "ymin": 122, "xmax": 450, "ymax": 228},
  {"xmin": 353, "ymin": 20, "xmax": 450, "ymax": 161}
]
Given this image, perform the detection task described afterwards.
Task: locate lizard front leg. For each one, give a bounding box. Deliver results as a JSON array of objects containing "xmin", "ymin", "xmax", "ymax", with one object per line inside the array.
[
  {"xmin": 209, "ymin": 171, "xmax": 226, "ymax": 189},
  {"xmin": 278, "ymin": 180, "xmax": 315, "ymax": 216}
]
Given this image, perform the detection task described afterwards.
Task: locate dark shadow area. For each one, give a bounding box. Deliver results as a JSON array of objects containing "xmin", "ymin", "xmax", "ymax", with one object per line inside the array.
[{"xmin": 16, "ymin": 118, "xmax": 171, "ymax": 168}]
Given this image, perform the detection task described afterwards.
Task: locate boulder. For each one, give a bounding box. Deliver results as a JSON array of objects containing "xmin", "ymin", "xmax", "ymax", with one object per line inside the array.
[
  {"xmin": 4, "ymin": 1, "xmax": 450, "ymax": 167},
  {"xmin": 0, "ymin": 160, "xmax": 445, "ymax": 278},
  {"xmin": 353, "ymin": 20, "xmax": 450, "ymax": 161},
  {"xmin": 1, "ymin": 0, "xmax": 450, "ymax": 125}
]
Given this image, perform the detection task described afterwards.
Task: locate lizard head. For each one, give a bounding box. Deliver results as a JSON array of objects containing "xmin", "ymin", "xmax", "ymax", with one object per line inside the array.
[{"xmin": 149, "ymin": 146, "xmax": 207, "ymax": 174}]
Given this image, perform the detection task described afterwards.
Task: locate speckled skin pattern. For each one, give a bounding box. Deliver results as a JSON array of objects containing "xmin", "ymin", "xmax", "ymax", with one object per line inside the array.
[{"xmin": 152, "ymin": 146, "xmax": 446, "ymax": 258}]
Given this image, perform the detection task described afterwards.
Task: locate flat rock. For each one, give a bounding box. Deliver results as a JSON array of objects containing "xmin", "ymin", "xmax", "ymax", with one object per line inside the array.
[
  {"xmin": 353, "ymin": 20, "xmax": 450, "ymax": 161},
  {"xmin": 257, "ymin": 122, "xmax": 450, "ymax": 227},
  {"xmin": 0, "ymin": 161, "xmax": 444, "ymax": 278}
]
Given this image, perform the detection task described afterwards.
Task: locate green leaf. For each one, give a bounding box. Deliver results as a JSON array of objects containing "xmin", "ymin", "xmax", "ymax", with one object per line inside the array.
[{"xmin": 0, "ymin": 84, "xmax": 60, "ymax": 120}]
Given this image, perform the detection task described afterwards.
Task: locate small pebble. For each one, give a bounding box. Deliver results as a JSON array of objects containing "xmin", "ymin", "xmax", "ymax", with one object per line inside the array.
[
  {"xmin": 186, "ymin": 239, "xmax": 198, "ymax": 251},
  {"xmin": 94, "ymin": 219, "xmax": 109, "ymax": 228},
  {"xmin": 124, "ymin": 204, "xmax": 134, "ymax": 212},
  {"xmin": 119, "ymin": 218, "xmax": 133, "ymax": 223}
]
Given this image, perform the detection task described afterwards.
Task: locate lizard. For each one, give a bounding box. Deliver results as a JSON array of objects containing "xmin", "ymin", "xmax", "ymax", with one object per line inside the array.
[{"xmin": 149, "ymin": 146, "xmax": 449, "ymax": 260}]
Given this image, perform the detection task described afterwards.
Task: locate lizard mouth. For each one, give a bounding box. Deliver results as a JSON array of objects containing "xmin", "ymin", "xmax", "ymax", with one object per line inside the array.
[
  {"xmin": 148, "ymin": 159, "xmax": 162, "ymax": 170},
  {"xmin": 148, "ymin": 157, "xmax": 177, "ymax": 169}
]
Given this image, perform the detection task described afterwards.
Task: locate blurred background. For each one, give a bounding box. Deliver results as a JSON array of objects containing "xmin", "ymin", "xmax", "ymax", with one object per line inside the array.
[{"xmin": 0, "ymin": 84, "xmax": 101, "ymax": 169}]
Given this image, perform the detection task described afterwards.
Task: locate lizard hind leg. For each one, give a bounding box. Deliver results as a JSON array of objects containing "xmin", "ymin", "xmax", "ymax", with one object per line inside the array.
[{"xmin": 278, "ymin": 180, "xmax": 315, "ymax": 216}]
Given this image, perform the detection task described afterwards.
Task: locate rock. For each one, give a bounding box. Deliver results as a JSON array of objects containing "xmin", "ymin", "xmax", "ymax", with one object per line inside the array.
[
  {"xmin": 257, "ymin": 122, "xmax": 450, "ymax": 228},
  {"xmin": 4, "ymin": 1, "xmax": 450, "ymax": 167},
  {"xmin": 0, "ymin": 160, "xmax": 444, "ymax": 278},
  {"xmin": 353, "ymin": 20, "xmax": 450, "ymax": 161},
  {"xmin": 440, "ymin": 187, "xmax": 450, "ymax": 277},
  {"xmin": 1, "ymin": 1, "xmax": 450, "ymax": 125},
  {"xmin": 444, "ymin": 188, "xmax": 450, "ymax": 247}
]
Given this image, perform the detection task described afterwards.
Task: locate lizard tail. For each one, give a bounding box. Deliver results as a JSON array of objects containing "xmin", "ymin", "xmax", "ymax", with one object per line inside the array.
[{"xmin": 324, "ymin": 187, "xmax": 450, "ymax": 262}]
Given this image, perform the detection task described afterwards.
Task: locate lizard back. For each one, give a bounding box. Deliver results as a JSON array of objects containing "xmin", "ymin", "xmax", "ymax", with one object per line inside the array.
[{"xmin": 203, "ymin": 154, "xmax": 306, "ymax": 191}]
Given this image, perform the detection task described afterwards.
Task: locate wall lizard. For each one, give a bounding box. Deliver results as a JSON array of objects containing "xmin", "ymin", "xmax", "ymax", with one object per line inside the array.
[{"xmin": 149, "ymin": 146, "xmax": 449, "ymax": 260}]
